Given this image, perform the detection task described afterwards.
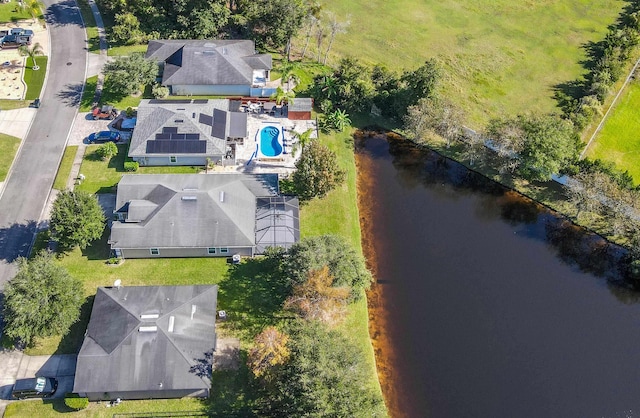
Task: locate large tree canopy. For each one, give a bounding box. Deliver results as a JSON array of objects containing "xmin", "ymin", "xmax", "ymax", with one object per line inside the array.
[
  {"xmin": 280, "ymin": 235, "xmax": 373, "ymax": 300},
  {"xmin": 292, "ymin": 141, "xmax": 345, "ymax": 202},
  {"xmin": 103, "ymin": 54, "xmax": 158, "ymax": 97},
  {"xmin": 3, "ymin": 252, "xmax": 83, "ymax": 346},
  {"xmin": 50, "ymin": 190, "xmax": 106, "ymax": 251},
  {"xmin": 257, "ymin": 320, "xmax": 386, "ymax": 418}
]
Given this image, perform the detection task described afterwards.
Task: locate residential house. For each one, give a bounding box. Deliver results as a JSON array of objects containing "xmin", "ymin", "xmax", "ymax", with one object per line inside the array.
[
  {"xmin": 128, "ymin": 99, "xmax": 247, "ymax": 167},
  {"xmin": 73, "ymin": 285, "xmax": 218, "ymax": 401},
  {"xmin": 109, "ymin": 173, "xmax": 300, "ymax": 259},
  {"xmin": 146, "ymin": 39, "xmax": 273, "ymax": 97}
]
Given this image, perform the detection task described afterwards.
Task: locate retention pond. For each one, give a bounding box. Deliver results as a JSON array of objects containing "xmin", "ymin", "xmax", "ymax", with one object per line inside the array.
[{"xmin": 356, "ymin": 132, "xmax": 640, "ymax": 418}]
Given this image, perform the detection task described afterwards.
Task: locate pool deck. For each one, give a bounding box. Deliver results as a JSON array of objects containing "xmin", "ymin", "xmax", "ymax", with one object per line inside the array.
[{"xmin": 231, "ymin": 112, "xmax": 317, "ymax": 175}]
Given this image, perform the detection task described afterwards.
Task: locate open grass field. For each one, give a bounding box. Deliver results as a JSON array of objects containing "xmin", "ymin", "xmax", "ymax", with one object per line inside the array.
[
  {"xmin": 309, "ymin": 0, "xmax": 624, "ymax": 126},
  {"xmin": 0, "ymin": 132, "xmax": 20, "ymax": 181},
  {"xmin": 0, "ymin": 1, "xmax": 33, "ymax": 23},
  {"xmin": 585, "ymin": 80, "xmax": 640, "ymax": 184}
]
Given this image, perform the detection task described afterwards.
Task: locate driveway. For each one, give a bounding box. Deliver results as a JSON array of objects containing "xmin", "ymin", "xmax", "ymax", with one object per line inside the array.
[{"xmin": 0, "ymin": 351, "xmax": 76, "ymax": 415}]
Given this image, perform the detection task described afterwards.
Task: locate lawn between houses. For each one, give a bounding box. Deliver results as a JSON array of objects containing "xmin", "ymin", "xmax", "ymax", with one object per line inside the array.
[
  {"xmin": 312, "ymin": 0, "xmax": 622, "ymax": 127},
  {"xmin": 7, "ymin": 125, "xmax": 384, "ymax": 416},
  {"xmin": 0, "ymin": 132, "xmax": 20, "ymax": 181}
]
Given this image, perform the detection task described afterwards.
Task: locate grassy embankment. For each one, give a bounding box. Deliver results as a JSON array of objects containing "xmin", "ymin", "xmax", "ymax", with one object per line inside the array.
[
  {"xmin": 0, "ymin": 132, "xmax": 20, "ymax": 181},
  {"xmin": 312, "ymin": 0, "xmax": 622, "ymax": 127},
  {"xmin": 585, "ymin": 80, "xmax": 640, "ymax": 183}
]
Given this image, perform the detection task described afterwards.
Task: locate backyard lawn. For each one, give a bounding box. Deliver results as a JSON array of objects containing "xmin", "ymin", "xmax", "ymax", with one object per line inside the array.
[
  {"xmin": 585, "ymin": 80, "xmax": 640, "ymax": 184},
  {"xmin": 311, "ymin": 0, "xmax": 623, "ymax": 126},
  {"xmin": 0, "ymin": 133, "xmax": 20, "ymax": 181},
  {"xmin": 0, "ymin": 1, "xmax": 32, "ymax": 23}
]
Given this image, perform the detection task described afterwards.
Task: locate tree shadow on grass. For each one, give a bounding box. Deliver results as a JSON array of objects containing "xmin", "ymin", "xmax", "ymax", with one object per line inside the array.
[
  {"xmin": 205, "ymin": 360, "xmax": 259, "ymax": 417},
  {"xmin": 217, "ymin": 257, "xmax": 290, "ymax": 342},
  {"xmin": 79, "ymin": 227, "xmax": 111, "ymax": 260},
  {"xmin": 53, "ymin": 295, "xmax": 94, "ymax": 354}
]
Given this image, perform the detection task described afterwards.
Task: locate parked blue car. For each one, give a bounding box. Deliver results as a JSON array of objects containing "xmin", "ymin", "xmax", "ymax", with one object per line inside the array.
[{"xmin": 87, "ymin": 131, "xmax": 121, "ymax": 144}]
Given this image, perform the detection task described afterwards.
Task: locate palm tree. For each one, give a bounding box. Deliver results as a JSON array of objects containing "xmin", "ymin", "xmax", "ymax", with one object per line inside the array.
[
  {"xmin": 19, "ymin": 42, "xmax": 44, "ymax": 71},
  {"xmin": 291, "ymin": 128, "xmax": 314, "ymax": 155},
  {"xmin": 331, "ymin": 108, "xmax": 351, "ymax": 132},
  {"xmin": 20, "ymin": 0, "xmax": 43, "ymax": 23},
  {"xmin": 270, "ymin": 86, "xmax": 295, "ymax": 106},
  {"xmin": 277, "ymin": 61, "xmax": 301, "ymax": 92}
]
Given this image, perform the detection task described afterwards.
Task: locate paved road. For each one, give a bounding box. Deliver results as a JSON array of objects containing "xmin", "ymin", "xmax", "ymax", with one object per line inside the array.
[{"xmin": 0, "ymin": 0, "xmax": 87, "ymax": 288}]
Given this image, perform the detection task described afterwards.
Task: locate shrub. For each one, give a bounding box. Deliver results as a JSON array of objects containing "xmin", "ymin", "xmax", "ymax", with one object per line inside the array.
[
  {"xmin": 95, "ymin": 142, "xmax": 118, "ymax": 161},
  {"xmin": 124, "ymin": 161, "xmax": 139, "ymax": 172},
  {"xmin": 125, "ymin": 107, "xmax": 135, "ymax": 117},
  {"xmin": 64, "ymin": 394, "xmax": 89, "ymax": 410},
  {"xmin": 152, "ymin": 84, "xmax": 169, "ymax": 99}
]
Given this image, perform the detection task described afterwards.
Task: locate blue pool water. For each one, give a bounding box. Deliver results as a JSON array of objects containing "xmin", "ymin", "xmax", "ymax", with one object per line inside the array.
[{"xmin": 259, "ymin": 126, "xmax": 283, "ymax": 157}]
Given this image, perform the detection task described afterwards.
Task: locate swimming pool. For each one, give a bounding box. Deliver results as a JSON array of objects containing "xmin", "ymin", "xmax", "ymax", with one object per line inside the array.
[{"xmin": 259, "ymin": 125, "xmax": 283, "ymax": 158}]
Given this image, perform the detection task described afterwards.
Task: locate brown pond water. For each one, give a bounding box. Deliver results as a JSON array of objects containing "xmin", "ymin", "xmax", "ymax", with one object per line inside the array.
[{"xmin": 357, "ymin": 133, "xmax": 640, "ymax": 418}]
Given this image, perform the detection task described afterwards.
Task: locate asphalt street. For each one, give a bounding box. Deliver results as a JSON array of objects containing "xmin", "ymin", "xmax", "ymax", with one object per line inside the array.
[{"xmin": 0, "ymin": 0, "xmax": 87, "ymax": 288}]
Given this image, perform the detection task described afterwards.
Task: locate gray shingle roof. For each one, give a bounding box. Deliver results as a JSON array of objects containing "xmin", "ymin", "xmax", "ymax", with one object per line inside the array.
[
  {"xmin": 146, "ymin": 39, "xmax": 272, "ymax": 86},
  {"xmin": 74, "ymin": 285, "xmax": 218, "ymax": 395},
  {"xmin": 128, "ymin": 99, "xmax": 247, "ymax": 159},
  {"xmin": 110, "ymin": 174, "xmax": 280, "ymax": 250}
]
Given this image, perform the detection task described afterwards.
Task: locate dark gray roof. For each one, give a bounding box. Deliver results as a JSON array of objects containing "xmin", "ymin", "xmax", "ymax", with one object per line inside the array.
[
  {"xmin": 74, "ymin": 285, "xmax": 218, "ymax": 395},
  {"xmin": 289, "ymin": 98, "xmax": 313, "ymax": 112},
  {"xmin": 129, "ymin": 100, "xmax": 247, "ymax": 158},
  {"xmin": 146, "ymin": 40, "xmax": 272, "ymax": 86},
  {"xmin": 110, "ymin": 174, "xmax": 280, "ymax": 250}
]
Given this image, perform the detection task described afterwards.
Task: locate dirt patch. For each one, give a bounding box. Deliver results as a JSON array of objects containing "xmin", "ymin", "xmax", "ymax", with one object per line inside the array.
[{"xmin": 213, "ymin": 337, "xmax": 240, "ymax": 371}]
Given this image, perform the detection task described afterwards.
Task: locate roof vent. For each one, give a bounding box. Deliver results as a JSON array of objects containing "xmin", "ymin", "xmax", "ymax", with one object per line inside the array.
[
  {"xmin": 183, "ymin": 188, "xmax": 198, "ymax": 192},
  {"xmin": 114, "ymin": 279, "xmax": 122, "ymax": 289},
  {"xmin": 182, "ymin": 196, "xmax": 197, "ymax": 201},
  {"xmin": 175, "ymin": 119, "xmax": 184, "ymax": 123},
  {"xmin": 139, "ymin": 326, "xmax": 158, "ymax": 332},
  {"xmin": 168, "ymin": 316, "xmax": 175, "ymax": 333},
  {"xmin": 203, "ymin": 50, "xmax": 216, "ymax": 55},
  {"xmin": 140, "ymin": 313, "xmax": 159, "ymax": 320},
  {"xmin": 219, "ymin": 191, "xmax": 225, "ymax": 203},
  {"xmin": 191, "ymin": 304, "xmax": 197, "ymax": 320},
  {"xmin": 177, "ymin": 108, "xmax": 186, "ymax": 111},
  {"xmin": 221, "ymin": 47, "xmax": 228, "ymax": 55}
]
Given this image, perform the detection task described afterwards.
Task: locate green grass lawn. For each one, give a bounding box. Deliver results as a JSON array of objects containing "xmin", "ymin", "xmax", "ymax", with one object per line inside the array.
[
  {"xmin": 306, "ymin": 0, "xmax": 623, "ymax": 126},
  {"xmin": 52, "ymin": 146, "xmax": 78, "ymax": 190},
  {"xmin": 0, "ymin": 1, "xmax": 33, "ymax": 23},
  {"xmin": 0, "ymin": 133, "xmax": 20, "ymax": 181},
  {"xmin": 23, "ymin": 56, "xmax": 47, "ymax": 100},
  {"xmin": 79, "ymin": 76, "xmax": 97, "ymax": 112},
  {"xmin": 107, "ymin": 44, "xmax": 148, "ymax": 56},
  {"xmin": 75, "ymin": 0, "xmax": 100, "ymax": 53},
  {"xmin": 0, "ymin": 99, "xmax": 29, "ymax": 110},
  {"xmin": 76, "ymin": 144, "xmax": 201, "ymax": 194},
  {"xmin": 585, "ymin": 80, "xmax": 640, "ymax": 184}
]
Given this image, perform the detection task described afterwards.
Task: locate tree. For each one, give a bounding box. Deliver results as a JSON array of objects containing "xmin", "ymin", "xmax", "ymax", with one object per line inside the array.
[
  {"xmin": 111, "ymin": 12, "xmax": 146, "ymax": 45},
  {"xmin": 270, "ymin": 86, "xmax": 295, "ymax": 105},
  {"xmin": 404, "ymin": 97, "xmax": 465, "ymax": 147},
  {"xmin": 50, "ymin": 190, "xmax": 106, "ymax": 251},
  {"xmin": 290, "ymin": 128, "xmax": 314, "ymax": 155},
  {"xmin": 320, "ymin": 108, "xmax": 351, "ymax": 133},
  {"xmin": 20, "ymin": 0, "xmax": 42, "ymax": 23},
  {"xmin": 257, "ymin": 320, "xmax": 386, "ymax": 417},
  {"xmin": 3, "ymin": 252, "xmax": 83, "ymax": 346},
  {"xmin": 284, "ymin": 266, "xmax": 350, "ymax": 324},
  {"xmin": 96, "ymin": 141, "xmax": 118, "ymax": 161},
  {"xmin": 292, "ymin": 141, "xmax": 345, "ymax": 202},
  {"xmin": 242, "ymin": 0, "xmax": 308, "ymax": 55},
  {"xmin": 322, "ymin": 11, "xmax": 350, "ymax": 65},
  {"xmin": 281, "ymin": 235, "xmax": 373, "ymax": 301},
  {"xmin": 248, "ymin": 326, "xmax": 290, "ymax": 379},
  {"xmin": 18, "ymin": 42, "xmax": 44, "ymax": 71},
  {"xmin": 103, "ymin": 53, "xmax": 158, "ymax": 97},
  {"xmin": 516, "ymin": 114, "xmax": 579, "ymax": 182}
]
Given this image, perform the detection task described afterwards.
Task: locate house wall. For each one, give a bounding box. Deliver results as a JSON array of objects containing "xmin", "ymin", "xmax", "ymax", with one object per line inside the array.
[
  {"xmin": 288, "ymin": 111, "xmax": 311, "ymax": 120},
  {"xmin": 170, "ymin": 84, "xmax": 251, "ymax": 96},
  {"xmin": 82, "ymin": 388, "xmax": 209, "ymax": 401},
  {"xmin": 132, "ymin": 155, "xmax": 224, "ymax": 166},
  {"xmin": 117, "ymin": 246, "xmax": 254, "ymax": 259}
]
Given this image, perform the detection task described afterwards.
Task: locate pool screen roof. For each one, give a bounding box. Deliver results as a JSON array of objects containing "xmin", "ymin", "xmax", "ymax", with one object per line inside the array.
[{"xmin": 255, "ymin": 196, "xmax": 300, "ymax": 252}]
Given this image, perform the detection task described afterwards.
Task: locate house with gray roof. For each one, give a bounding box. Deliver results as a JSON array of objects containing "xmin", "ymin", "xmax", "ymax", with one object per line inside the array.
[
  {"xmin": 129, "ymin": 99, "xmax": 248, "ymax": 166},
  {"xmin": 74, "ymin": 285, "xmax": 218, "ymax": 401},
  {"xmin": 110, "ymin": 173, "xmax": 300, "ymax": 259},
  {"xmin": 146, "ymin": 39, "xmax": 273, "ymax": 97}
]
